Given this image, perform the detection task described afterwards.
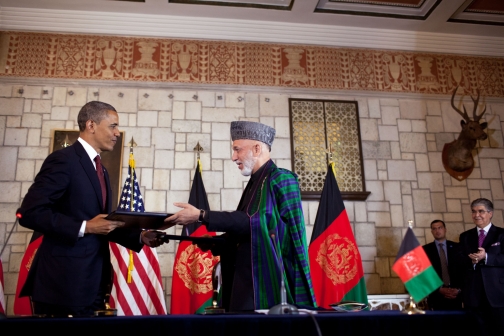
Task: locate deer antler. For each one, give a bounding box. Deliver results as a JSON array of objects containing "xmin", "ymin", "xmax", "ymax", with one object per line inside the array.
[
  {"xmin": 451, "ymin": 86, "xmax": 470, "ymax": 122},
  {"xmin": 470, "ymin": 89, "xmax": 487, "ymax": 122}
]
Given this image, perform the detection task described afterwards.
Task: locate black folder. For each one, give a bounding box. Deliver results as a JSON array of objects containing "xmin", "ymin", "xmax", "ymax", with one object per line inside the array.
[
  {"xmin": 106, "ymin": 211, "xmax": 225, "ymax": 244},
  {"xmin": 158, "ymin": 234, "xmax": 225, "ymax": 244},
  {"xmin": 106, "ymin": 210, "xmax": 174, "ymax": 230}
]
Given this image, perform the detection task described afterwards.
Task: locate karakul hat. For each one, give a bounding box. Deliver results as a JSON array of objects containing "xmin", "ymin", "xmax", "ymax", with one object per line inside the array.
[{"xmin": 230, "ymin": 121, "xmax": 276, "ymax": 147}]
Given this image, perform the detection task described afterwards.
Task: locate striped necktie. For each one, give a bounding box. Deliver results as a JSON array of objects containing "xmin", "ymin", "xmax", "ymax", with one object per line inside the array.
[
  {"xmin": 478, "ymin": 229, "xmax": 486, "ymax": 247},
  {"xmin": 438, "ymin": 243, "xmax": 450, "ymax": 286}
]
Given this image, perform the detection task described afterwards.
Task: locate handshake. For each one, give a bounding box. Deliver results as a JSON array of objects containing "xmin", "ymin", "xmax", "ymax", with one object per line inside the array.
[
  {"xmin": 141, "ymin": 230, "xmax": 170, "ymax": 248},
  {"xmin": 141, "ymin": 230, "xmax": 223, "ymax": 249}
]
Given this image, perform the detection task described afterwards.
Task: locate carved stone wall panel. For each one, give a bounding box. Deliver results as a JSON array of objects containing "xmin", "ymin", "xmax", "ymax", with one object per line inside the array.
[
  {"xmin": 315, "ymin": 47, "xmax": 340, "ymax": 89},
  {"xmin": 1, "ymin": 34, "xmax": 17, "ymax": 75},
  {"xmin": 347, "ymin": 51, "xmax": 376, "ymax": 90},
  {"xmin": 160, "ymin": 42, "xmax": 171, "ymax": 81},
  {"xmin": 379, "ymin": 53, "xmax": 411, "ymax": 92},
  {"xmin": 54, "ymin": 37, "xmax": 87, "ymax": 77},
  {"xmin": 14, "ymin": 33, "xmax": 50, "ymax": 76},
  {"xmin": 93, "ymin": 38, "xmax": 126, "ymax": 79},
  {"xmin": 435, "ymin": 56, "xmax": 471, "ymax": 94},
  {"xmin": 414, "ymin": 55, "xmax": 441, "ymax": 94},
  {"xmin": 473, "ymin": 59, "xmax": 503, "ymax": 96},
  {"xmin": 244, "ymin": 44, "xmax": 273, "ymax": 86},
  {"xmin": 1, "ymin": 31, "xmax": 504, "ymax": 97},
  {"xmin": 499, "ymin": 60, "xmax": 504, "ymax": 94},
  {"xmin": 208, "ymin": 43, "xmax": 236, "ymax": 83},
  {"xmin": 236, "ymin": 44, "xmax": 245, "ymax": 84},
  {"xmin": 170, "ymin": 42, "xmax": 198, "ymax": 82},
  {"xmin": 281, "ymin": 47, "xmax": 309, "ymax": 86}
]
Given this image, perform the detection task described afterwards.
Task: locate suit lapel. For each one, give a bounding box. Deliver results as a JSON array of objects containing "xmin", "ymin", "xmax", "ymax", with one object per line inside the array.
[
  {"xmin": 446, "ymin": 240, "xmax": 456, "ymax": 262},
  {"xmin": 427, "ymin": 243, "xmax": 442, "ymax": 274},
  {"xmin": 73, "ymin": 141, "xmax": 104, "ymax": 211},
  {"xmin": 103, "ymin": 166, "xmax": 112, "ymax": 212},
  {"xmin": 467, "ymin": 227, "xmax": 479, "ymax": 250},
  {"xmin": 482, "ymin": 225, "xmax": 498, "ymax": 249}
]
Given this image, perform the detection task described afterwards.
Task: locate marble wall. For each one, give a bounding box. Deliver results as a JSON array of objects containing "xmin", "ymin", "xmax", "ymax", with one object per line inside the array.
[{"xmin": 1, "ymin": 82, "xmax": 504, "ymax": 314}]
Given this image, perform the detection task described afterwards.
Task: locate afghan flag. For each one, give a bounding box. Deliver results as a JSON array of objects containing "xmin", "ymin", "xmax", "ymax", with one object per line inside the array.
[
  {"xmin": 308, "ymin": 163, "xmax": 367, "ymax": 309},
  {"xmin": 170, "ymin": 159, "xmax": 220, "ymax": 314},
  {"xmin": 392, "ymin": 228, "xmax": 442, "ymax": 303},
  {"xmin": 13, "ymin": 231, "xmax": 43, "ymax": 315}
]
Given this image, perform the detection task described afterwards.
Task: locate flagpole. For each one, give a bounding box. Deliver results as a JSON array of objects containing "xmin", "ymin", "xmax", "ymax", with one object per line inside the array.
[
  {"xmin": 108, "ymin": 136, "xmax": 167, "ymax": 315},
  {"xmin": 186, "ymin": 142, "xmax": 204, "ymax": 237},
  {"xmin": 403, "ymin": 220, "xmax": 426, "ymax": 315}
]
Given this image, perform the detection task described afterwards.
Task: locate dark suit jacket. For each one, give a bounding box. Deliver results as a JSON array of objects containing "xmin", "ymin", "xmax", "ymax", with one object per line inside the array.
[
  {"xmin": 19, "ymin": 140, "xmax": 143, "ymax": 307},
  {"xmin": 422, "ymin": 240, "xmax": 463, "ymax": 310},
  {"xmin": 459, "ymin": 224, "xmax": 504, "ymax": 308}
]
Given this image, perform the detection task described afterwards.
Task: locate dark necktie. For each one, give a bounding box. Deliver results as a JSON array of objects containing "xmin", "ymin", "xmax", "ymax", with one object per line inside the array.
[
  {"xmin": 438, "ymin": 243, "xmax": 450, "ymax": 286},
  {"xmin": 94, "ymin": 155, "xmax": 107, "ymax": 211},
  {"xmin": 478, "ymin": 229, "xmax": 485, "ymax": 247}
]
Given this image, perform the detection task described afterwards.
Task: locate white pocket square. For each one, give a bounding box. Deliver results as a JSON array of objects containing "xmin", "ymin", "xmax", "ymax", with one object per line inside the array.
[{"xmin": 491, "ymin": 242, "xmax": 500, "ymax": 246}]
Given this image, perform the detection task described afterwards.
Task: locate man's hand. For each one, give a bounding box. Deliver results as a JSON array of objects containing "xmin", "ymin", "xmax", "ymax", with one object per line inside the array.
[
  {"xmin": 163, "ymin": 203, "xmax": 200, "ymax": 227},
  {"xmin": 85, "ymin": 214, "xmax": 124, "ymax": 235},
  {"xmin": 469, "ymin": 247, "xmax": 486, "ymax": 264},
  {"xmin": 439, "ymin": 287, "xmax": 459, "ymax": 299},
  {"xmin": 141, "ymin": 230, "xmax": 167, "ymax": 248},
  {"xmin": 195, "ymin": 234, "xmax": 214, "ymax": 252}
]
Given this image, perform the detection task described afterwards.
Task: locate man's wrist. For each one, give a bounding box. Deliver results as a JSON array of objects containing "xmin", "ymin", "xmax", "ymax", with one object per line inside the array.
[{"xmin": 197, "ymin": 209, "xmax": 205, "ymax": 223}]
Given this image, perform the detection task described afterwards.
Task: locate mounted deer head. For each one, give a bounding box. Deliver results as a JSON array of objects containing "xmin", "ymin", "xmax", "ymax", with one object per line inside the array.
[{"xmin": 442, "ymin": 86, "xmax": 488, "ymax": 179}]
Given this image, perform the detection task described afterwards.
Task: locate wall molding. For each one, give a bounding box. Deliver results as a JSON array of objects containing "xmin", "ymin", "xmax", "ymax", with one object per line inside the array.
[{"xmin": 1, "ymin": 7, "xmax": 504, "ymax": 57}]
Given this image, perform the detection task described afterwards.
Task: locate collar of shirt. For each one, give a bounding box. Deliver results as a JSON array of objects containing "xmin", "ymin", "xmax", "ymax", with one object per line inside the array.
[
  {"xmin": 480, "ymin": 223, "xmax": 493, "ymax": 235},
  {"xmin": 78, "ymin": 137, "xmax": 99, "ymax": 169},
  {"xmin": 436, "ymin": 239, "xmax": 447, "ymax": 247}
]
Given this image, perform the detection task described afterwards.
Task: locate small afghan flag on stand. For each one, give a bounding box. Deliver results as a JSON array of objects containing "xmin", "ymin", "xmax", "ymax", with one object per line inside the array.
[
  {"xmin": 308, "ymin": 162, "xmax": 368, "ymax": 309},
  {"xmin": 170, "ymin": 159, "xmax": 220, "ymax": 314},
  {"xmin": 392, "ymin": 227, "xmax": 443, "ymax": 303},
  {"xmin": 13, "ymin": 231, "xmax": 43, "ymax": 315}
]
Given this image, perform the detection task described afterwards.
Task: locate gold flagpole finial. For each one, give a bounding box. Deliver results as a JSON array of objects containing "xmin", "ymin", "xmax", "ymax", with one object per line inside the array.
[
  {"xmin": 61, "ymin": 134, "xmax": 72, "ymax": 148},
  {"xmin": 128, "ymin": 137, "xmax": 137, "ymax": 153},
  {"xmin": 194, "ymin": 141, "xmax": 203, "ymax": 160},
  {"xmin": 326, "ymin": 143, "xmax": 334, "ymax": 164},
  {"xmin": 408, "ymin": 220, "xmax": 413, "ymax": 229}
]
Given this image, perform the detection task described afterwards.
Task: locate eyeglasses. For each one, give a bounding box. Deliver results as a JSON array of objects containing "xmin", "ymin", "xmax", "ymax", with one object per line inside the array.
[{"xmin": 471, "ymin": 210, "xmax": 491, "ymax": 215}]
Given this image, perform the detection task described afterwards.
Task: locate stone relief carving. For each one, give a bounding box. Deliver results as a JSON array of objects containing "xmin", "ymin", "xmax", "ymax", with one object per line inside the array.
[
  {"xmin": 416, "ymin": 56, "xmax": 440, "ymax": 93},
  {"xmin": 132, "ymin": 41, "xmax": 160, "ymax": 79},
  {"xmin": 95, "ymin": 39, "xmax": 124, "ymax": 78},
  {"xmin": 171, "ymin": 42, "xmax": 198, "ymax": 81}
]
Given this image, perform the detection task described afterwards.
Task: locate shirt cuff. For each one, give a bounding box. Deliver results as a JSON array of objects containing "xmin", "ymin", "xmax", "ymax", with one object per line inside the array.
[{"xmin": 79, "ymin": 221, "xmax": 86, "ymax": 237}]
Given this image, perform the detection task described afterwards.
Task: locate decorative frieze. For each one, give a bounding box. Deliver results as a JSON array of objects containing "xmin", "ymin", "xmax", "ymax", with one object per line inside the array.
[{"xmin": 2, "ymin": 31, "xmax": 504, "ymax": 97}]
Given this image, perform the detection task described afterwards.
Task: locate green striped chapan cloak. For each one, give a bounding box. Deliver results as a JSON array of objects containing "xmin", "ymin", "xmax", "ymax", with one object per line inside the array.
[{"xmin": 248, "ymin": 160, "xmax": 316, "ymax": 309}]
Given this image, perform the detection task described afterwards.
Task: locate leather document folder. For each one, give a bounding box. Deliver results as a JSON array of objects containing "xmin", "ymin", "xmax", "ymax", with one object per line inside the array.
[{"xmin": 106, "ymin": 210, "xmax": 174, "ymax": 230}]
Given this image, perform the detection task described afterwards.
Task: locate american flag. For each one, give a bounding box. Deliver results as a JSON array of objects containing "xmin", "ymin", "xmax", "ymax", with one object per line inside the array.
[
  {"xmin": 0, "ymin": 260, "xmax": 5, "ymax": 314},
  {"xmin": 109, "ymin": 152, "xmax": 167, "ymax": 315}
]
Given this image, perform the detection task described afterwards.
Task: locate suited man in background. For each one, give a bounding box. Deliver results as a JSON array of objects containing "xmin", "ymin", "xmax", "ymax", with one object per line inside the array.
[
  {"xmin": 459, "ymin": 198, "xmax": 504, "ymax": 332},
  {"xmin": 19, "ymin": 101, "xmax": 164, "ymax": 316},
  {"xmin": 422, "ymin": 220, "xmax": 463, "ymax": 310}
]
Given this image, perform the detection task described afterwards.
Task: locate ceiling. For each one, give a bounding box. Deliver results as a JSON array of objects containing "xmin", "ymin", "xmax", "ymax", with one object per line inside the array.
[{"xmin": 0, "ymin": 0, "xmax": 503, "ymax": 56}]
